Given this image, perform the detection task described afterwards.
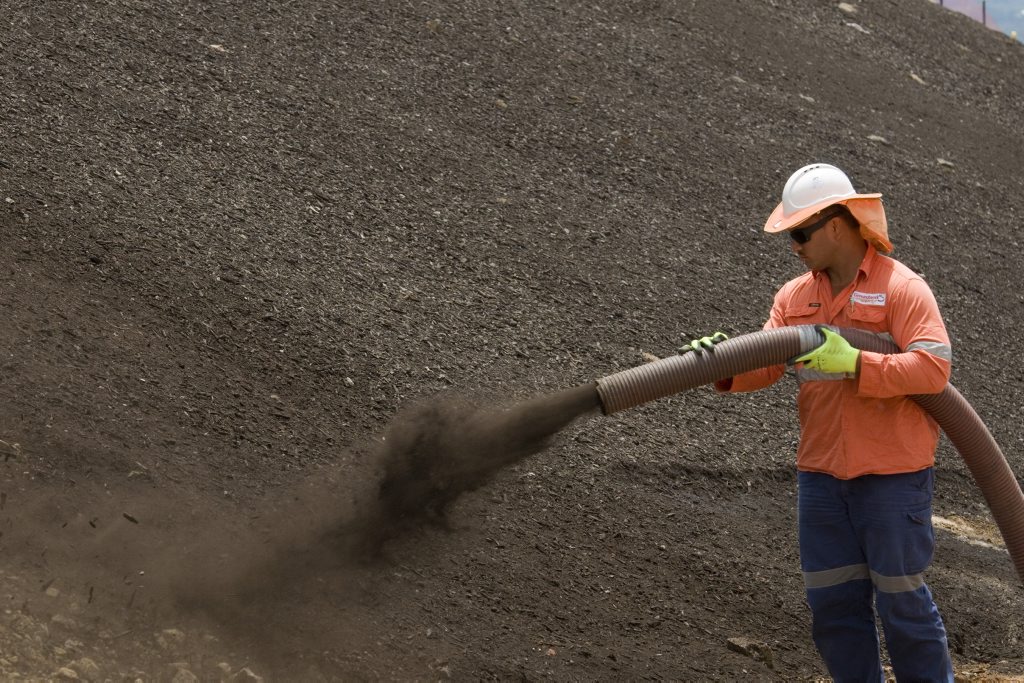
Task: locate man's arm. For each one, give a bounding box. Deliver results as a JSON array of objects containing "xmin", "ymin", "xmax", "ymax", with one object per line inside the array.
[{"xmin": 857, "ymin": 277, "xmax": 951, "ymax": 398}]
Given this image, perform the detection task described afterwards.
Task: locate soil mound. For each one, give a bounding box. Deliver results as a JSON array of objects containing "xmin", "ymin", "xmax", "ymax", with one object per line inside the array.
[{"xmin": 2, "ymin": 0, "xmax": 1023, "ymax": 679}]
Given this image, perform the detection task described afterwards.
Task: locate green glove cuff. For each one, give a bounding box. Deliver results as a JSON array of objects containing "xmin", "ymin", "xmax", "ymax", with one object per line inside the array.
[{"xmin": 792, "ymin": 327, "xmax": 860, "ymax": 376}]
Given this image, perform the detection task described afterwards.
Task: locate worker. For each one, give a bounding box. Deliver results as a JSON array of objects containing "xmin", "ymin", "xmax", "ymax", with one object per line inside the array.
[{"xmin": 682, "ymin": 163, "xmax": 954, "ymax": 681}]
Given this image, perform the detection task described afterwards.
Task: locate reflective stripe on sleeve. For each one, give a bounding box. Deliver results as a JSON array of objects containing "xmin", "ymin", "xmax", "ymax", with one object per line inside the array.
[
  {"xmin": 905, "ymin": 340, "xmax": 952, "ymax": 362},
  {"xmin": 795, "ymin": 367, "xmax": 849, "ymax": 383}
]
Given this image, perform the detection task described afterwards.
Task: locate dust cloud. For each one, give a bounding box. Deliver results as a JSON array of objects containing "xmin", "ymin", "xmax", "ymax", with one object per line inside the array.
[
  {"xmin": 197, "ymin": 382, "xmax": 602, "ymax": 578},
  {"xmin": 0, "ymin": 383, "xmax": 602, "ymax": 676},
  {"xmin": 371, "ymin": 381, "xmax": 602, "ymax": 540},
  {"xmin": 160, "ymin": 382, "xmax": 603, "ymax": 672}
]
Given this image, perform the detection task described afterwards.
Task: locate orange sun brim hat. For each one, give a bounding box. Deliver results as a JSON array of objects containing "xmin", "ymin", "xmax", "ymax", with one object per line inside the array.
[{"xmin": 763, "ymin": 163, "xmax": 892, "ymax": 253}]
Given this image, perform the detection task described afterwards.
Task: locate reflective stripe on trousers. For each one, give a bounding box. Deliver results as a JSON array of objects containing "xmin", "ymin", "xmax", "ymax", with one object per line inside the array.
[{"xmin": 798, "ymin": 469, "xmax": 953, "ymax": 683}]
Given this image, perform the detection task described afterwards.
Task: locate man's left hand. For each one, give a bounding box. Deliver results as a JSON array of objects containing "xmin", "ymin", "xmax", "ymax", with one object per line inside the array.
[{"xmin": 791, "ymin": 326, "xmax": 860, "ymax": 376}]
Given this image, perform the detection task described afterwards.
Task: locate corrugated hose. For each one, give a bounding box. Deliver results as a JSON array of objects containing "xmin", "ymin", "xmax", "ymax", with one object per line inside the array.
[{"xmin": 595, "ymin": 325, "xmax": 1024, "ymax": 585}]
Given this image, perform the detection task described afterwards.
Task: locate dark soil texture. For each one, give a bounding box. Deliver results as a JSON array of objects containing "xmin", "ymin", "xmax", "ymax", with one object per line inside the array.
[{"xmin": 3, "ymin": 0, "xmax": 1024, "ymax": 680}]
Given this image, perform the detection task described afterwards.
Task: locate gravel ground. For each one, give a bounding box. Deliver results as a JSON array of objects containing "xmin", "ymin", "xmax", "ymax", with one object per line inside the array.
[{"xmin": 2, "ymin": 0, "xmax": 1023, "ymax": 679}]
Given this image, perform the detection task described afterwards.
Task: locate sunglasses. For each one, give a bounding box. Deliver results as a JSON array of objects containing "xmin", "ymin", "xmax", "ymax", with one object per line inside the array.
[{"xmin": 789, "ymin": 209, "xmax": 842, "ymax": 244}]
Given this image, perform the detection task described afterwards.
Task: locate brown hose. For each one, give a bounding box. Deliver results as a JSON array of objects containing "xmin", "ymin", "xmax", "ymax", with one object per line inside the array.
[{"xmin": 596, "ymin": 325, "xmax": 1024, "ymax": 585}]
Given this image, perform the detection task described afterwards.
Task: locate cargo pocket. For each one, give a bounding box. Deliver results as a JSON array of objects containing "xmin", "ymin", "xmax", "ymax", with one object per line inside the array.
[
  {"xmin": 847, "ymin": 303, "xmax": 887, "ymax": 330},
  {"xmin": 907, "ymin": 511, "xmax": 928, "ymax": 526},
  {"xmin": 782, "ymin": 303, "xmax": 822, "ymax": 326},
  {"xmin": 904, "ymin": 502, "xmax": 935, "ymax": 573}
]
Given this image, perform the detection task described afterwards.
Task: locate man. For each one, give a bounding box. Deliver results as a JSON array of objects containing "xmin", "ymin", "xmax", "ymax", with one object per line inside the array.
[{"xmin": 682, "ymin": 163, "xmax": 954, "ymax": 681}]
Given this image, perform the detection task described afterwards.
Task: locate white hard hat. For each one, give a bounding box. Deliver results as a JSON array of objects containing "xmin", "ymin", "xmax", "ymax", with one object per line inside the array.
[{"xmin": 764, "ymin": 163, "xmax": 892, "ymax": 253}]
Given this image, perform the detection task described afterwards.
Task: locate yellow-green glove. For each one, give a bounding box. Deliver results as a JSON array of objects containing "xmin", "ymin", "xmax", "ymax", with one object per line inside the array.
[
  {"xmin": 791, "ymin": 326, "xmax": 860, "ymax": 376},
  {"xmin": 678, "ymin": 332, "xmax": 728, "ymax": 355}
]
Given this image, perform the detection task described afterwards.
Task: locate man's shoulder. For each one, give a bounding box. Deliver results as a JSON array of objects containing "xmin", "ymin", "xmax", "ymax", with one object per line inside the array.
[
  {"xmin": 780, "ymin": 270, "xmax": 817, "ymax": 292},
  {"xmin": 775, "ymin": 271, "xmax": 818, "ymax": 302},
  {"xmin": 870, "ymin": 253, "xmax": 928, "ymax": 288}
]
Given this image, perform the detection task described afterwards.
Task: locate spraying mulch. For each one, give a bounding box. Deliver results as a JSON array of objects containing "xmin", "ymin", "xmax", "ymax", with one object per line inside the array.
[
  {"xmin": 172, "ymin": 383, "xmax": 602, "ymax": 606},
  {"xmin": 370, "ymin": 382, "xmax": 602, "ymax": 541}
]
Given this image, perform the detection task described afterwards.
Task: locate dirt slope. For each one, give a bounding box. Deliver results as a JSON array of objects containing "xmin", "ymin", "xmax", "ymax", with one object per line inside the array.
[{"xmin": 2, "ymin": 0, "xmax": 1024, "ymax": 679}]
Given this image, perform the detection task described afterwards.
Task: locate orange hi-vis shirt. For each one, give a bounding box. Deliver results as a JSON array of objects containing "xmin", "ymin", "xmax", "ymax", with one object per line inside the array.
[{"xmin": 722, "ymin": 245, "xmax": 952, "ymax": 479}]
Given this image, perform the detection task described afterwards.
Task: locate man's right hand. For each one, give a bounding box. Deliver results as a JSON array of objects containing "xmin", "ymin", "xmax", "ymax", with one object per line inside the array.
[{"xmin": 678, "ymin": 332, "xmax": 728, "ymax": 355}]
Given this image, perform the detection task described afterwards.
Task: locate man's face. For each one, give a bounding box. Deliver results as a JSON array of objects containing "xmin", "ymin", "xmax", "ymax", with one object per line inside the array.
[{"xmin": 788, "ymin": 209, "xmax": 842, "ymax": 269}]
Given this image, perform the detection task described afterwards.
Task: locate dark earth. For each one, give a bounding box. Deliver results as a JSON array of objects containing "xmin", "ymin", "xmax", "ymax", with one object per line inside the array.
[{"xmin": 3, "ymin": 0, "xmax": 1024, "ymax": 680}]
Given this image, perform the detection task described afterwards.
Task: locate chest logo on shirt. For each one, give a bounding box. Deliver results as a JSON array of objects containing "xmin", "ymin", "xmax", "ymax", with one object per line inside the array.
[{"xmin": 850, "ymin": 291, "xmax": 886, "ymax": 306}]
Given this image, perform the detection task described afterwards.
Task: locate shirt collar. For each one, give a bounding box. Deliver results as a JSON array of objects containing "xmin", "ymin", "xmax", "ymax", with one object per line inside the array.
[{"xmin": 856, "ymin": 243, "xmax": 879, "ymax": 281}]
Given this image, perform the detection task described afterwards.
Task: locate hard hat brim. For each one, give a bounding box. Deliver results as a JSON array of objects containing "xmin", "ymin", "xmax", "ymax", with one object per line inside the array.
[{"xmin": 763, "ymin": 193, "xmax": 883, "ymax": 234}]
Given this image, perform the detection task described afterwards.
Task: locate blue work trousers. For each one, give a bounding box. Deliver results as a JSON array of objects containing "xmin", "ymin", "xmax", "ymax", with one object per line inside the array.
[{"xmin": 798, "ymin": 468, "xmax": 953, "ymax": 683}]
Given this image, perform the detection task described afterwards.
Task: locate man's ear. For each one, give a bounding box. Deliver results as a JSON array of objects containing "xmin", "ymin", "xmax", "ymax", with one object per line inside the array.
[{"xmin": 836, "ymin": 213, "xmax": 860, "ymax": 238}]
